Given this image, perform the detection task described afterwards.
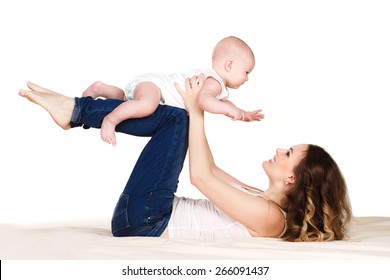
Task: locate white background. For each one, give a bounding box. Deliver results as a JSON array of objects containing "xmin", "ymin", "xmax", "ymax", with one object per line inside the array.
[{"xmin": 1, "ymin": 0, "xmax": 389, "ymax": 225}]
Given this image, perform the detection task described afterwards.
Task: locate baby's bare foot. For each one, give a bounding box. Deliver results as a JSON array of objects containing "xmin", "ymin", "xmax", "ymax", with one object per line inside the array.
[
  {"xmin": 82, "ymin": 81, "xmax": 104, "ymax": 98},
  {"xmin": 101, "ymin": 116, "xmax": 117, "ymax": 146},
  {"xmin": 19, "ymin": 83, "xmax": 75, "ymax": 130}
]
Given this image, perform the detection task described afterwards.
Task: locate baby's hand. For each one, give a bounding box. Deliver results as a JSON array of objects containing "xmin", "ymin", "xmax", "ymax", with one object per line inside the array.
[{"xmin": 242, "ymin": 109, "xmax": 264, "ymax": 122}]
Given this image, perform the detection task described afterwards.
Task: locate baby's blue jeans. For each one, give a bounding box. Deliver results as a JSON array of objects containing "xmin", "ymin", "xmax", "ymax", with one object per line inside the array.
[{"xmin": 71, "ymin": 97, "xmax": 188, "ymax": 237}]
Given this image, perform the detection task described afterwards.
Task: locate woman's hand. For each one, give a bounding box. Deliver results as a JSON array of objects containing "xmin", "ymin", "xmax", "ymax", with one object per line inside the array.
[{"xmin": 175, "ymin": 74, "xmax": 205, "ymax": 115}]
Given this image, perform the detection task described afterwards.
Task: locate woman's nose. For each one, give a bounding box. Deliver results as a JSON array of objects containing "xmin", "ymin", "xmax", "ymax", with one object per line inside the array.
[{"xmin": 276, "ymin": 148, "xmax": 287, "ymax": 155}]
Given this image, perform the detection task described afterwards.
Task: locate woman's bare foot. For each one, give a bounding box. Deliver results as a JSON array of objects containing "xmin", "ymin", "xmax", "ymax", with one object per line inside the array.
[{"xmin": 19, "ymin": 82, "xmax": 75, "ymax": 130}]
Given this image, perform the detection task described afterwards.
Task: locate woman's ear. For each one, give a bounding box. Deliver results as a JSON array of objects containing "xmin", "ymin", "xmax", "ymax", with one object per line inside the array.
[{"xmin": 285, "ymin": 175, "xmax": 295, "ymax": 185}]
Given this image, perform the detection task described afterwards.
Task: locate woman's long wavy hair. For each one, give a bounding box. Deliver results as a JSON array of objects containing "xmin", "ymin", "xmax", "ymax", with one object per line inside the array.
[{"xmin": 282, "ymin": 144, "xmax": 352, "ymax": 242}]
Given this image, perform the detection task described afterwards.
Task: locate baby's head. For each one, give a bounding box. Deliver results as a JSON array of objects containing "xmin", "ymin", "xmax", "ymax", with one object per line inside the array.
[{"xmin": 212, "ymin": 36, "xmax": 255, "ymax": 89}]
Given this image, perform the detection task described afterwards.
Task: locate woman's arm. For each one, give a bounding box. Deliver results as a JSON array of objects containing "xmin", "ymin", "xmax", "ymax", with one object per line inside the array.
[
  {"xmin": 176, "ymin": 76, "xmax": 280, "ymax": 237},
  {"xmin": 210, "ymin": 165, "xmax": 252, "ymax": 189}
]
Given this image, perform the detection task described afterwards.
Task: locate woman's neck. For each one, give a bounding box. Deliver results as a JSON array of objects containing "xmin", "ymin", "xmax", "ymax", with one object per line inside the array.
[{"xmin": 261, "ymin": 188, "xmax": 285, "ymax": 208}]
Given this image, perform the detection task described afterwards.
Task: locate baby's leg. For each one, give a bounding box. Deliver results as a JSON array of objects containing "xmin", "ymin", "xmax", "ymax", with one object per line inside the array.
[
  {"xmin": 127, "ymin": 82, "xmax": 162, "ymax": 117},
  {"xmin": 82, "ymin": 81, "xmax": 125, "ymax": 100},
  {"xmin": 101, "ymin": 82, "xmax": 161, "ymax": 146}
]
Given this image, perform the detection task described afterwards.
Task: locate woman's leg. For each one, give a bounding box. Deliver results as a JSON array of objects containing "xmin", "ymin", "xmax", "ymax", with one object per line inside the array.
[
  {"xmin": 19, "ymin": 82, "xmax": 189, "ymax": 237},
  {"xmin": 111, "ymin": 106, "xmax": 189, "ymax": 237},
  {"xmin": 19, "ymin": 81, "xmax": 174, "ymax": 137},
  {"xmin": 73, "ymin": 97, "xmax": 189, "ymax": 236}
]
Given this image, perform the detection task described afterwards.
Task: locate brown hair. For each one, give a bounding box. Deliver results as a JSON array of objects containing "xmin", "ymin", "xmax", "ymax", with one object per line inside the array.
[{"xmin": 282, "ymin": 144, "xmax": 352, "ymax": 242}]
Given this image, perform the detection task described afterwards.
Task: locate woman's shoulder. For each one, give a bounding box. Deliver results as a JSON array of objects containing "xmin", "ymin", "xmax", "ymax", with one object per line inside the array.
[
  {"xmin": 228, "ymin": 183, "xmax": 287, "ymax": 238},
  {"xmin": 247, "ymin": 201, "xmax": 287, "ymax": 238}
]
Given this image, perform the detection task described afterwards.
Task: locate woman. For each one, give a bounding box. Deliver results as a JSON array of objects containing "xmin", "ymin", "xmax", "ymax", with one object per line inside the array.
[
  {"xmin": 176, "ymin": 76, "xmax": 352, "ymax": 242},
  {"xmin": 19, "ymin": 78, "xmax": 352, "ymax": 242}
]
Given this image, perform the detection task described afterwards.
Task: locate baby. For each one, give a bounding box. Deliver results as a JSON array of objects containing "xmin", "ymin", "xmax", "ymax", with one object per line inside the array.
[{"xmin": 83, "ymin": 36, "xmax": 264, "ymax": 146}]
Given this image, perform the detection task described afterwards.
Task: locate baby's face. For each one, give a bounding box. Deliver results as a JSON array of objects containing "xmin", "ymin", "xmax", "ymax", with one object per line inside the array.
[{"xmin": 225, "ymin": 52, "xmax": 255, "ymax": 89}]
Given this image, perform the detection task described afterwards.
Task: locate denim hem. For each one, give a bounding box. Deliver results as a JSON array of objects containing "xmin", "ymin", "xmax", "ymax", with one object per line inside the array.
[{"xmin": 70, "ymin": 97, "xmax": 81, "ymax": 128}]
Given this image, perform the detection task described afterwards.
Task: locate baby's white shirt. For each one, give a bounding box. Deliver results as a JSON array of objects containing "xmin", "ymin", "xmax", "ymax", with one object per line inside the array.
[{"xmin": 124, "ymin": 68, "xmax": 229, "ymax": 109}]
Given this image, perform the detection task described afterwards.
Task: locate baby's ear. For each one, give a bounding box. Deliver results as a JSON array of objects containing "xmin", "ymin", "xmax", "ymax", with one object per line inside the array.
[{"xmin": 224, "ymin": 60, "xmax": 233, "ymax": 71}]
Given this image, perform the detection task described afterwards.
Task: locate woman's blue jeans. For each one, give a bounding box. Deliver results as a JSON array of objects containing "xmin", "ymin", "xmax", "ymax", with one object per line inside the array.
[{"xmin": 71, "ymin": 97, "xmax": 188, "ymax": 237}]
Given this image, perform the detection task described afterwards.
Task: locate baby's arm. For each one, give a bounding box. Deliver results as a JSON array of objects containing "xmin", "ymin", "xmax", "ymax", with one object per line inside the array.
[
  {"xmin": 198, "ymin": 78, "xmax": 264, "ymax": 122},
  {"xmin": 200, "ymin": 95, "xmax": 243, "ymax": 118},
  {"xmin": 198, "ymin": 78, "xmax": 243, "ymax": 118},
  {"xmin": 214, "ymin": 100, "xmax": 264, "ymax": 122}
]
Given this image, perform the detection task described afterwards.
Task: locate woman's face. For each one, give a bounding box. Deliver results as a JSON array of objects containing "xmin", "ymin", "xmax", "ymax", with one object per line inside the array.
[{"xmin": 262, "ymin": 144, "xmax": 308, "ymax": 184}]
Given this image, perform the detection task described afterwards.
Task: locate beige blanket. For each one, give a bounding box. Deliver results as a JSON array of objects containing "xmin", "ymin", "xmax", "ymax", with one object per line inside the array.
[{"xmin": 1, "ymin": 216, "xmax": 389, "ymax": 260}]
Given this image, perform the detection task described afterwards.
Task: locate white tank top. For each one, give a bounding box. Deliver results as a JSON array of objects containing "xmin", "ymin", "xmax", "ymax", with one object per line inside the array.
[
  {"xmin": 167, "ymin": 183, "xmax": 288, "ymax": 241},
  {"xmin": 167, "ymin": 183, "xmax": 256, "ymax": 241},
  {"xmin": 167, "ymin": 196, "xmax": 251, "ymax": 241}
]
